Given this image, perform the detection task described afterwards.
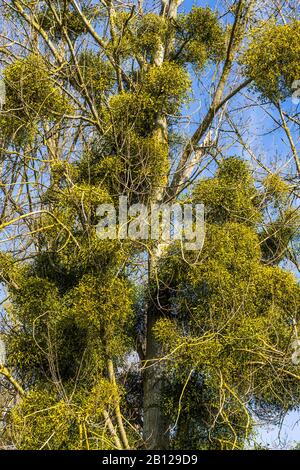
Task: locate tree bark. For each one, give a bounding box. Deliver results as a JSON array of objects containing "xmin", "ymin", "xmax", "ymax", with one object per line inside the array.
[
  {"xmin": 143, "ymin": 256, "xmax": 172, "ymax": 449},
  {"xmin": 143, "ymin": 306, "xmax": 170, "ymax": 449},
  {"xmin": 142, "ymin": 0, "xmax": 184, "ymax": 450}
]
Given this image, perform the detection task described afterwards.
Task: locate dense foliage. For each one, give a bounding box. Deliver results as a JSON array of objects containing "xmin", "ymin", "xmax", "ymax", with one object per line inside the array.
[{"xmin": 0, "ymin": 0, "xmax": 299, "ymax": 450}]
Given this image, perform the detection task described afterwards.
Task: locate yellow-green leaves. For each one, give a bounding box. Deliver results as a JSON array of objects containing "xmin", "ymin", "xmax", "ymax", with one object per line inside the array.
[
  {"xmin": 10, "ymin": 381, "xmax": 117, "ymax": 449},
  {"xmin": 135, "ymin": 13, "xmax": 169, "ymax": 57},
  {"xmin": 100, "ymin": 63, "xmax": 189, "ymax": 198},
  {"xmin": 242, "ymin": 20, "xmax": 300, "ymax": 101},
  {"xmin": 109, "ymin": 61, "xmax": 190, "ymax": 128},
  {"xmin": 175, "ymin": 7, "xmax": 226, "ymax": 68},
  {"xmin": 69, "ymin": 275, "xmax": 134, "ymax": 357},
  {"xmin": 260, "ymin": 208, "xmax": 300, "ymax": 264},
  {"xmin": 143, "ymin": 61, "xmax": 191, "ymax": 114},
  {"xmin": 76, "ymin": 51, "xmax": 115, "ymax": 101},
  {"xmin": 4, "ymin": 54, "xmax": 68, "ymax": 118},
  {"xmin": 193, "ymin": 157, "xmax": 261, "ymax": 225},
  {"xmin": 152, "ymin": 157, "xmax": 300, "ymax": 449},
  {"xmin": 38, "ymin": 3, "xmax": 89, "ymax": 40},
  {"xmin": 263, "ymin": 173, "xmax": 290, "ymax": 201},
  {"xmin": 0, "ymin": 54, "xmax": 70, "ymax": 143}
]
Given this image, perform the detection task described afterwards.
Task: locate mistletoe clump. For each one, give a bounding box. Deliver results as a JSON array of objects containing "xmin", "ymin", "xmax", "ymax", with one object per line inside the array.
[{"xmin": 242, "ymin": 20, "xmax": 300, "ymax": 101}]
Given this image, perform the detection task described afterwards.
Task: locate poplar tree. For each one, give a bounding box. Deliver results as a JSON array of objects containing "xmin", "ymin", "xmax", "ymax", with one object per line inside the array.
[{"xmin": 0, "ymin": 0, "xmax": 299, "ymax": 450}]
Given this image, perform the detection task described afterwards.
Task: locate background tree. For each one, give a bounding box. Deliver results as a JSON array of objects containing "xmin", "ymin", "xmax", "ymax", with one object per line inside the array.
[{"xmin": 0, "ymin": 0, "xmax": 299, "ymax": 450}]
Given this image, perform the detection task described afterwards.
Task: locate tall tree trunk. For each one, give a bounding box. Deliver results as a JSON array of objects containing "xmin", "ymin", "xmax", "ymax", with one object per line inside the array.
[
  {"xmin": 143, "ymin": 243, "xmax": 173, "ymax": 449},
  {"xmin": 142, "ymin": 0, "xmax": 183, "ymax": 451},
  {"xmin": 143, "ymin": 302, "xmax": 170, "ymax": 449}
]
